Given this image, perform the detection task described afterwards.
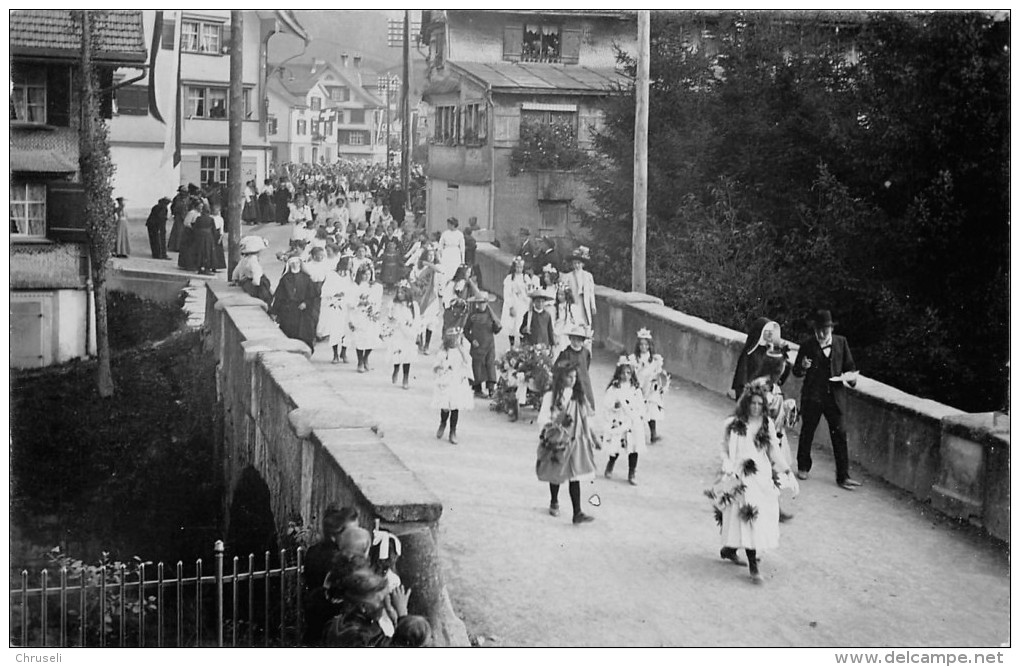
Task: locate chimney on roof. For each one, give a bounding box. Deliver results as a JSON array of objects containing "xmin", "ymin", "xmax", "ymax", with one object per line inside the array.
[
  {"xmin": 353, "ymin": 54, "xmax": 362, "ymax": 68},
  {"xmin": 340, "ymin": 53, "xmax": 348, "ymax": 67},
  {"xmin": 311, "ymin": 58, "xmax": 324, "ymax": 74}
]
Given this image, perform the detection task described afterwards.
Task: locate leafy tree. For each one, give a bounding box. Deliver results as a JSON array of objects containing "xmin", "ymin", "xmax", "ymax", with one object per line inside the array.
[
  {"xmin": 581, "ymin": 11, "xmax": 1008, "ymax": 411},
  {"xmin": 79, "ymin": 10, "xmax": 118, "ymax": 397}
]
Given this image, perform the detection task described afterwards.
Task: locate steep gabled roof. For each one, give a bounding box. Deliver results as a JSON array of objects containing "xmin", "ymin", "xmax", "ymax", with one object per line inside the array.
[
  {"xmin": 267, "ymin": 77, "xmax": 308, "ymax": 108},
  {"xmin": 11, "ymin": 10, "xmax": 146, "ymax": 64},
  {"xmin": 268, "ymin": 61, "xmax": 386, "ymax": 107}
]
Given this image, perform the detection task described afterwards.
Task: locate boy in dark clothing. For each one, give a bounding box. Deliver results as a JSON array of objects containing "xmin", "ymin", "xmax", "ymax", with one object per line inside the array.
[
  {"xmin": 555, "ymin": 324, "xmax": 595, "ymax": 410},
  {"xmin": 301, "ymin": 507, "xmax": 360, "ymax": 646},
  {"xmin": 463, "ymin": 292, "xmax": 502, "ymax": 397},
  {"xmin": 519, "ymin": 289, "xmax": 555, "ymax": 347}
]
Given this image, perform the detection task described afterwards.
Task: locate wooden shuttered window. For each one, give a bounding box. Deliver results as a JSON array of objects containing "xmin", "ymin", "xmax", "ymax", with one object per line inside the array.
[
  {"xmin": 561, "ymin": 28, "xmax": 582, "ymax": 64},
  {"xmin": 161, "ymin": 17, "xmax": 176, "ymax": 49},
  {"xmin": 45, "ymin": 181, "xmax": 88, "ymax": 242},
  {"xmin": 46, "ymin": 65, "xmax": 71, "ymax": 127},
  {"xmin": 503, "ymin": 25, "xmax": 523, "ymax": 61},
  {"xmin": 116, "ymin": 84, "xmax": 149, "ymax": 116}
]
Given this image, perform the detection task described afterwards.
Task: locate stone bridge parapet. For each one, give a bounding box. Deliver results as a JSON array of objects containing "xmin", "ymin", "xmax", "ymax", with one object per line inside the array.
[
  {"xmin": 204, "ymin": 280, "xmax": 469, "ymax": 646},
  {"xmin": 475, "ymin": 243, "xmax": 1008, "ymax": 543}
]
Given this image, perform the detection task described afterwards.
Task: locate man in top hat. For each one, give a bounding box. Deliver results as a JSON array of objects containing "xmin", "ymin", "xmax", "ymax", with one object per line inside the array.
[
  {"xmin": 463, "ymin": 291, "xmax": 502, "ymax": 398},
  {"xmin": 519, "ymin": 288, "xmax": 556, "ymax": 348},
  {"xmin": 562, "ymin": 246, "xmax": 596, "ymax": 345},
  {"xmin": 792, "ymin": 309, "xmax": 861, "ymax": 490},
  {"xmin": 146, "ymin": 196, "xmax": 172, "ymax": 259}
]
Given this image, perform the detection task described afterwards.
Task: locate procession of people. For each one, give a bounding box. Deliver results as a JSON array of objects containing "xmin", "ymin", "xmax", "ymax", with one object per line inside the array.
[{"xmin": 123, "ymin": 153, "xmax": 862, "ymax": 594}]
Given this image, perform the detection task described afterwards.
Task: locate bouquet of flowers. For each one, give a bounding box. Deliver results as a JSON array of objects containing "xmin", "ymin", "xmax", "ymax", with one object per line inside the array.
[
  {"xmin": 539, "ymin": 410, "xmax": 573, "ymax": 463},
  {"xmin": 491, "ymin": 344, "xmax": 554, "ymax": 416}
]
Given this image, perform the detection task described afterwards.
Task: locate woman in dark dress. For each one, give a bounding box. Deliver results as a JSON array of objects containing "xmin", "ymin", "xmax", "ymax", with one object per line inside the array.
[
  {"xmin": 191, "ymin": 204, "xmax": 218, "ymax": 275},
  {"xmin": 270, "ymin": 256, "xmax": 318, "ymax": 350},
  {"xmin": 176, "ymin": 198, "xmax": 203, "ymax": 271}
]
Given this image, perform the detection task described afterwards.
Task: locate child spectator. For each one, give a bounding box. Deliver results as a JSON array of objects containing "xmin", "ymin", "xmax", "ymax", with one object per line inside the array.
[{"xmin": 392, "ymin": 616, "xmax": 432, "ymax": 647}]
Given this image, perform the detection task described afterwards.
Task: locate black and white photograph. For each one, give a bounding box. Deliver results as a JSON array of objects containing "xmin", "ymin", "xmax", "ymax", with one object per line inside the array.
[{"xmin": 8, "ymin": 7, "xmax": 1011, "ymax": 661}]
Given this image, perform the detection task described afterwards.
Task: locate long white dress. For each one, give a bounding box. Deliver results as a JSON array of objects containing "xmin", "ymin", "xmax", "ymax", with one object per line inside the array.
[
  {"xmin": 600, "ymin": 383, "xmax": 647, "ymax": 455},
  {"xmin": 716, "ymin": 417, "xmax": 791, "ymax": 551},
  {"xmin": 431, "ymin": 346, "xmax": 475, "ymax": 411},
  {"xmin": 635, "ymin": 351, "xmax": 666, "ymax": 422},
  {"xmin": 501, "ymin": 273, "xmax": 531, "ymax": 338},
  {"xmin": 349, "ymin": 281, "xmax": 382, "ymax": 350},
  {"xmin": 437, "ymin": 228, "xmax": 464, "ymax": 278},
  {"xmin": 387, "ymin": 300, "xmax": 420, "ymax": 365},
  {"xmin": 318, "ymin": 271, "xmax": 354, "ymax": 346}
]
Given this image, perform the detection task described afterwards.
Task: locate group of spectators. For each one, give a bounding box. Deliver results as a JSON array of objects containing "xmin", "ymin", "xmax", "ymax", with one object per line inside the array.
[{"xmin": 302, "ymin": 506, "xmax": 431, "ymax": 647}]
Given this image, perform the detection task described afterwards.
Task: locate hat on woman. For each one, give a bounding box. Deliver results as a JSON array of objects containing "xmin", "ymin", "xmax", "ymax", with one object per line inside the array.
[
  {"xmin": 239, "ymin": 236, "xmax": 268, "ymax": 255},
  {"xmin": 569, "ymin": 245, "xmax": 591, "ymax": 263},
  {"xmin": 564, "ymin": 322, "xmax": 592, "ymax": 339},
  {"xmin": 636, "ymin": 327, "xmax": 654, "ymax": 340},
  {"xmin": 615, "ymin": 354, "xmax": 636, "ymax": 368}
]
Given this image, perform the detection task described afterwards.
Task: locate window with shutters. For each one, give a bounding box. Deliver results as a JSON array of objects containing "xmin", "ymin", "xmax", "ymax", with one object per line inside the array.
[
  {"xmin": 522, "ymin": 23, "xmax": 561, "ymax": 62},
  {"xmin": 348, "ymin": 131, "xmax": 365, "ymax": 146},
  {"xmin": 505, "ymin": 23, "xmax": 581, "ymax": 64},
  {"xmin": 268, "ymin": 115, "xmax": 278, "ymax": 135},
  {"xmin": 296, "ymin": 120, "xmax": 307, "ymax": 135},
  {"xmin": 10, "ymin": 181, "xmax": 47, "ymax": 238},
  {"xmin": 181, "ymin": 18, "xmax": 226, "ymax": 55},
  {"xmin": 310, "ymin": 97, "xmax": 321, "ymax": 111},
  {"xmin": 11, "ymin": 65, "xmax": 47, "ymax": 124},
  {"xmin": 115, "ymin": 84, "xmax": 149, "ymax": 116},
  {"xmin": 326, "ymin": 86, "xmax": 349, "ymax": 102}
]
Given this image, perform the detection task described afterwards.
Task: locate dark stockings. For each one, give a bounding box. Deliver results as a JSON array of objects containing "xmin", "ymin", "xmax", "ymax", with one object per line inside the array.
[
  {"xmin": 548, "ymin": 481, "xmax": 582, "ymax": 516},
  {"xmin": 439, "ymin": 409, "xmax": 459, "ymax": 432}
]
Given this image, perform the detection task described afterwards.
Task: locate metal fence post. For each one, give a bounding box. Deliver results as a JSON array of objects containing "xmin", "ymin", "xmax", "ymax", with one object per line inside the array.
[
  {"xmin": 20, "ymin": 570, "xmax": 28, "ymax": 647},
  {"xmin": 59, "ymin": 567, "xmax": 67, "ymax": 647},
  {"xmin": 40, "ymin": 569, "xmax": 48, "ymax": 647},
  {"xmin": 138, "ymin": 562, "xmax": 146, "ymax": 647},
  {"xmin": 214, "ymin": 540, "xmax": 224, "ymax": 648},
  {"xmin": 98, "ymin": 567, "xmax": 106, "ymax": 648}
]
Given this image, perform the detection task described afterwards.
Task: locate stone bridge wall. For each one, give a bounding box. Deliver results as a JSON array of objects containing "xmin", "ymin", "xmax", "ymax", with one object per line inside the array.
[
  {"xmin": 475, "ymin": 243, "xmax": 1009, "ymax": 543},
  {"xmin": 204, "ymin": 281, "xmax": 469, "ymax": 646}
]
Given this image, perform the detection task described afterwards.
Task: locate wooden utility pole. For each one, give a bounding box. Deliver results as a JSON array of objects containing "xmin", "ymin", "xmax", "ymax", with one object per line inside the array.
[
  {"xmin": 227, "ymin": 11, "xmax": 243, "ymax": 275},
  {"xmin": 385, "ymin": 82, "xmax": 392, "ymax": 169},
  {"xmin": 401, "ymin": 10, "xmax": 412, "ymax": 194},
  {"xmin": 632, "ymin": 10, "xmax": 650, "ymax": 294}
]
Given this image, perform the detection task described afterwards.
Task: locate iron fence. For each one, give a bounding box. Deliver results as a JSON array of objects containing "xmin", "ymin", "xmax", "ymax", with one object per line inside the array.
[{"xmin": 10, "ymin": 541, "xmax": 306, "ymax": 648}]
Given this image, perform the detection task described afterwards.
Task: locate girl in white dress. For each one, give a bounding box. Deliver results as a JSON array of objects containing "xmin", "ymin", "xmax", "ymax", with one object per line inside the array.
[
  {"xmin": 600, "ymin": 356, "xmax": 647, "ymax": 485},
  {"xmin": 349, "ymin": 264, "xmax": 382, "ymax": 372},
  {"xmin": 709, "ymin": 384, "xmax": 798, "ymax": 584},
  {"xmin": 387, "ymin": 282, "xmax": 420, "ymax": 389},
  {"xmin": 320, "ymin": 256, "xmax": 355, "ymax": 364},
  {"xmin": 431, "ymin": 328, "xmax": 474, "ymax": 445},
  {"xmin": 501, "ymin": 256, "xmax": 531, "ymax": 348},
  {"xmin": 552, "ymin": 285, "xmax": 578, "ymax": 357},
  {"xmin": 633, "ymin": 328, "xmax": 669, "ymax": 443}
]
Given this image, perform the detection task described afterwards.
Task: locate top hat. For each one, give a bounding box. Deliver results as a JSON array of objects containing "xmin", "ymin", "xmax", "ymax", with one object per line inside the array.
[
  {"xmin": 810, "ymin": 309, "xmax": 837, "ymax": 328},
  {"xmin": 569, "ymin": 245, "xmax": 591, "ymax": 263}
]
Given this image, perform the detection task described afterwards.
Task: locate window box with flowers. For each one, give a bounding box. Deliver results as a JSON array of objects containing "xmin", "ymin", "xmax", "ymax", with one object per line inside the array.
[{"xmin": 509, "ymin": 117, "xmax": 588, "ymax": 176}]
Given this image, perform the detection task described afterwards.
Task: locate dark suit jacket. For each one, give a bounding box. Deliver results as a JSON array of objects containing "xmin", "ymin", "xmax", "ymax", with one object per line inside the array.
[{"xmin": 792, "ymin": 334, "xmax": 857, "ymax": 412}]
